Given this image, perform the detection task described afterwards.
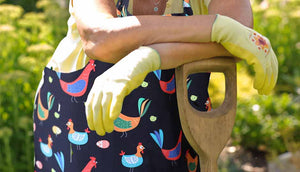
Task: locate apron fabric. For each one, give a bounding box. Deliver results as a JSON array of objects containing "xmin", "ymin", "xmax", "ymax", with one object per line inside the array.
[{"xmin": 33, "ymin": 0, "xmax": 211, "ymax": 171}]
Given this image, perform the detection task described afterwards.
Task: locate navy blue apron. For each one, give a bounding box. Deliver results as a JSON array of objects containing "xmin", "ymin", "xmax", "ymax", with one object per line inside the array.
[{"xmin": 33, "ymin": 0, "xmax": 211, "ymax": 171}]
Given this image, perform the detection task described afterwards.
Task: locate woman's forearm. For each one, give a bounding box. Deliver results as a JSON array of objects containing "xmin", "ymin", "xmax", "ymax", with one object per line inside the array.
[
  {"xmin": 77, "ymin": 15, "xmax": 216, "ymax": 63},
  {"xmin": 73, "ymin": 0, "xmax": 216, "ymax": 63},
  {"xmin": 73, "ymin": 0, "xmax": 252, "ymax": 63},
  {"xmin": 148, "ymin": 42, "xmax": 232, "ymax": 69}
]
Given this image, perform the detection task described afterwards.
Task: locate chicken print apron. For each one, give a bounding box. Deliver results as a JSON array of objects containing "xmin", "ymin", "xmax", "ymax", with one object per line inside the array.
[{"xmin": 33, "ymin": 0, "xmax": 211, "ymax": 171}]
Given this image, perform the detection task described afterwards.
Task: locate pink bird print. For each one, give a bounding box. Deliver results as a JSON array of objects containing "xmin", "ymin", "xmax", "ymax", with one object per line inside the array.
[
  {"xmin": 57, "ymin": 59, "xmax": 96, "ymax": 102},
  {"xmin": 150, "ymin": 129, "xmax": 182, "ymax": 162},
  {"xmin": 153, "ymin": 70, "xmax": 176, "ymax": 94},
  {"xmin": 82, "ymin": 157, "xmax": 97, "ymax": 172}
]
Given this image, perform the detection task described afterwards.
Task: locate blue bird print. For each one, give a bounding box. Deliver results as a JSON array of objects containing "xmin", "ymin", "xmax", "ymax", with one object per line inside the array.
[
  {"xmin": 150, "ymin": 129, "xmax": 182, "ymax": 161},
  {"xmin": 120, "ymin": 142, "xmax": 145, "ymax": 172},
  {"xmin": 66, "ymin": 119, "xmax": 90, "ymax": 150},
  {"xmin": 39, "ymin": 135, "xmax": 53, "ymax": 160},
  {"xmin": 153, "ymin": 70, "xmax": 176, "ymax": 94},
  {"xmin": 54, "ymin": 152, "xmax": 65, "ymax": 172}
]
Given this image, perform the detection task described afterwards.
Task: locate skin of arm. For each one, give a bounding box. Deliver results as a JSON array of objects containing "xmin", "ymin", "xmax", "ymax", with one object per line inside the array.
[
  {"xmin": 73, "ymin": 0, "xmax": 253, "ymax": 67},
  {"xmin": 150, "ymin": 0, "xmax": 254, "ymax": 69},
  {"xmin": 73, "ymin": 0, "xmax": 216, "ymax": 63}
]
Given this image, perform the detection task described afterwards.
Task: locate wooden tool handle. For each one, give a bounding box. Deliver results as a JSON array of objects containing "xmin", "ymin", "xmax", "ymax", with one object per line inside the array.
[
  {"xmin": 176, "ymin": 57, "xmax": 236, "ymax": 118},
  {"xmin": 175, "ymin": 57, "xmax": 237, "ymax": 172}
]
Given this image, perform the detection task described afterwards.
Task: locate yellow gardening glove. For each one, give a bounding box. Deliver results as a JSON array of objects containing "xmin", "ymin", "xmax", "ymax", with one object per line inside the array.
[
  {"xmin": 211, "ymin": 14, "xmax": 278, "ymax": 95},
  {"xmin": 85, "ymin": 46, "xmax": 161, "ymax": 136}
]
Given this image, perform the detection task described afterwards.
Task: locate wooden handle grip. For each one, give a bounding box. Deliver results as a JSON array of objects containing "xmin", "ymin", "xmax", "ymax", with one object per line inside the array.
[
  {"xmin": 175, "ymin": 57, "xmax": 237, "ymax": 172},
  {"xmin": 175, "ymin": 57, "xmax": 237, "ymax": 118}
]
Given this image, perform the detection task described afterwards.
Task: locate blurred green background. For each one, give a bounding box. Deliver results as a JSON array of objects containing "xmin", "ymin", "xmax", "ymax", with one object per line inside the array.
[{"xmin": 0, "ymin": 0, "xmax": 299, "ymax": 171}]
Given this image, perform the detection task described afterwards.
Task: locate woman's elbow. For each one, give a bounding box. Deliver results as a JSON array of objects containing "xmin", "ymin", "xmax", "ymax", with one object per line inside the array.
[
  {"xmin": 80, "ymin": 29, "xmax": 101, "ymax": 56},
  {"xmin": 82, "ymin": 39, "xmax": 97, "ymax": 59},
  {"xmin": 82, "ymin": 39, "xmax": 117, "ymax": 63},
  {"xmin": 78, "ymin": 25, "xmax": 116, "ymax": 62},
  {"xmin": 76, "ymin": 17, "xmax": 142, "ymax": 63}
]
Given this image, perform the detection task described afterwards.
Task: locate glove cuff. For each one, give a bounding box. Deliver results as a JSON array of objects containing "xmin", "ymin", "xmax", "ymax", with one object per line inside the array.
[
  {"xmin": 211, "ymin": 14, "xmax": 242, "ymax": 43},
  {"xmin": 112, "ymin": 46, "xmax": 161, "ymax": 79},
  {"xmin": 211, "ymin": 14, "xmax": 220, "ymax": 42},
  {"xmin": 212, "ymin": 14, "xmax": 234, "ymax": 43},
  {"xmin": 136, "ymin": 46, "xmax": 161, "ymax": 71}
]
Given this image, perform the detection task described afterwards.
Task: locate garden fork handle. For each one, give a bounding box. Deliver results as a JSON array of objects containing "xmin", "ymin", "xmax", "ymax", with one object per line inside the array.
[{"xmin": 175, "ymin": 57, "xmax": 237, "ymax": 172}]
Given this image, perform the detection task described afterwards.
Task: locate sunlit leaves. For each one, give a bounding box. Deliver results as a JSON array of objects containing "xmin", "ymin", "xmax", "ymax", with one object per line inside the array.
[{"xmin": 0, "ymin": 1, "xmax": 68, "ymax": 171}]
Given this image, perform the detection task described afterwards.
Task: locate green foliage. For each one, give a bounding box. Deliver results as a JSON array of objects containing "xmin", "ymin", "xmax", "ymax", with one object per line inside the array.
[
  {"xmin": 0, "ymin": 0, "xmax": 299, "ymax": 171},
  {"xmin": 0, "ymin": 0, "xmax": 68, "ymax": 171},
  {"xmin": 232, "ymin": 93, "xmax": 300, "ymax": 157},
  {"xmin": 3, "ymin": 0, "xmax": 39, "ymax": 12}
]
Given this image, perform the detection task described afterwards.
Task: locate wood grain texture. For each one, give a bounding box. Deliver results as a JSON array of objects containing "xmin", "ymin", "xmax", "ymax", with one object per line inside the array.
[{"xmin": 175, "ymin": 57, "xmax": 237, "ymax": 172}]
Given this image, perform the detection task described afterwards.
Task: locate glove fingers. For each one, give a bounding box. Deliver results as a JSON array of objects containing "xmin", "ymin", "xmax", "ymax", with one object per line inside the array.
[
  {"xmin": 93, "ymin": 92, "xmax": 105, "ymax": 136},
  {"xmin": 271, "ymin": 49, "xmax": 278, "ymax": 88},
  {"xmin": 262, "ymin": 62, "xmax": 272, "ymax": 95},
  {"xmin": 254, "ymin": 64, "xmax": 267, "ymax": 93},
  {"xmin": 265, "ymin": 51, "xmax": 278, "ymax": 94},
  {"xmin": 102, "ymin": 93, "xmax": 115, "ymax": 133},
  {"xmin": 110, "ymin": 95, "xmax": 123, "ymax": 120},
  {"xmin": 85, "ymin": 94, "xmax": 95, "ymax": 131},
  {"xmin": 104, "ymin": 119, "xmax": 115, "ymax": 133}
]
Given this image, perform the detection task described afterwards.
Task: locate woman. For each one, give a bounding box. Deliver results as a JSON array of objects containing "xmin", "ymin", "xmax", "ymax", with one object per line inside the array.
[{"xmin": 33, "ymin": 0, "xmax": 277, "ymax": 171}]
